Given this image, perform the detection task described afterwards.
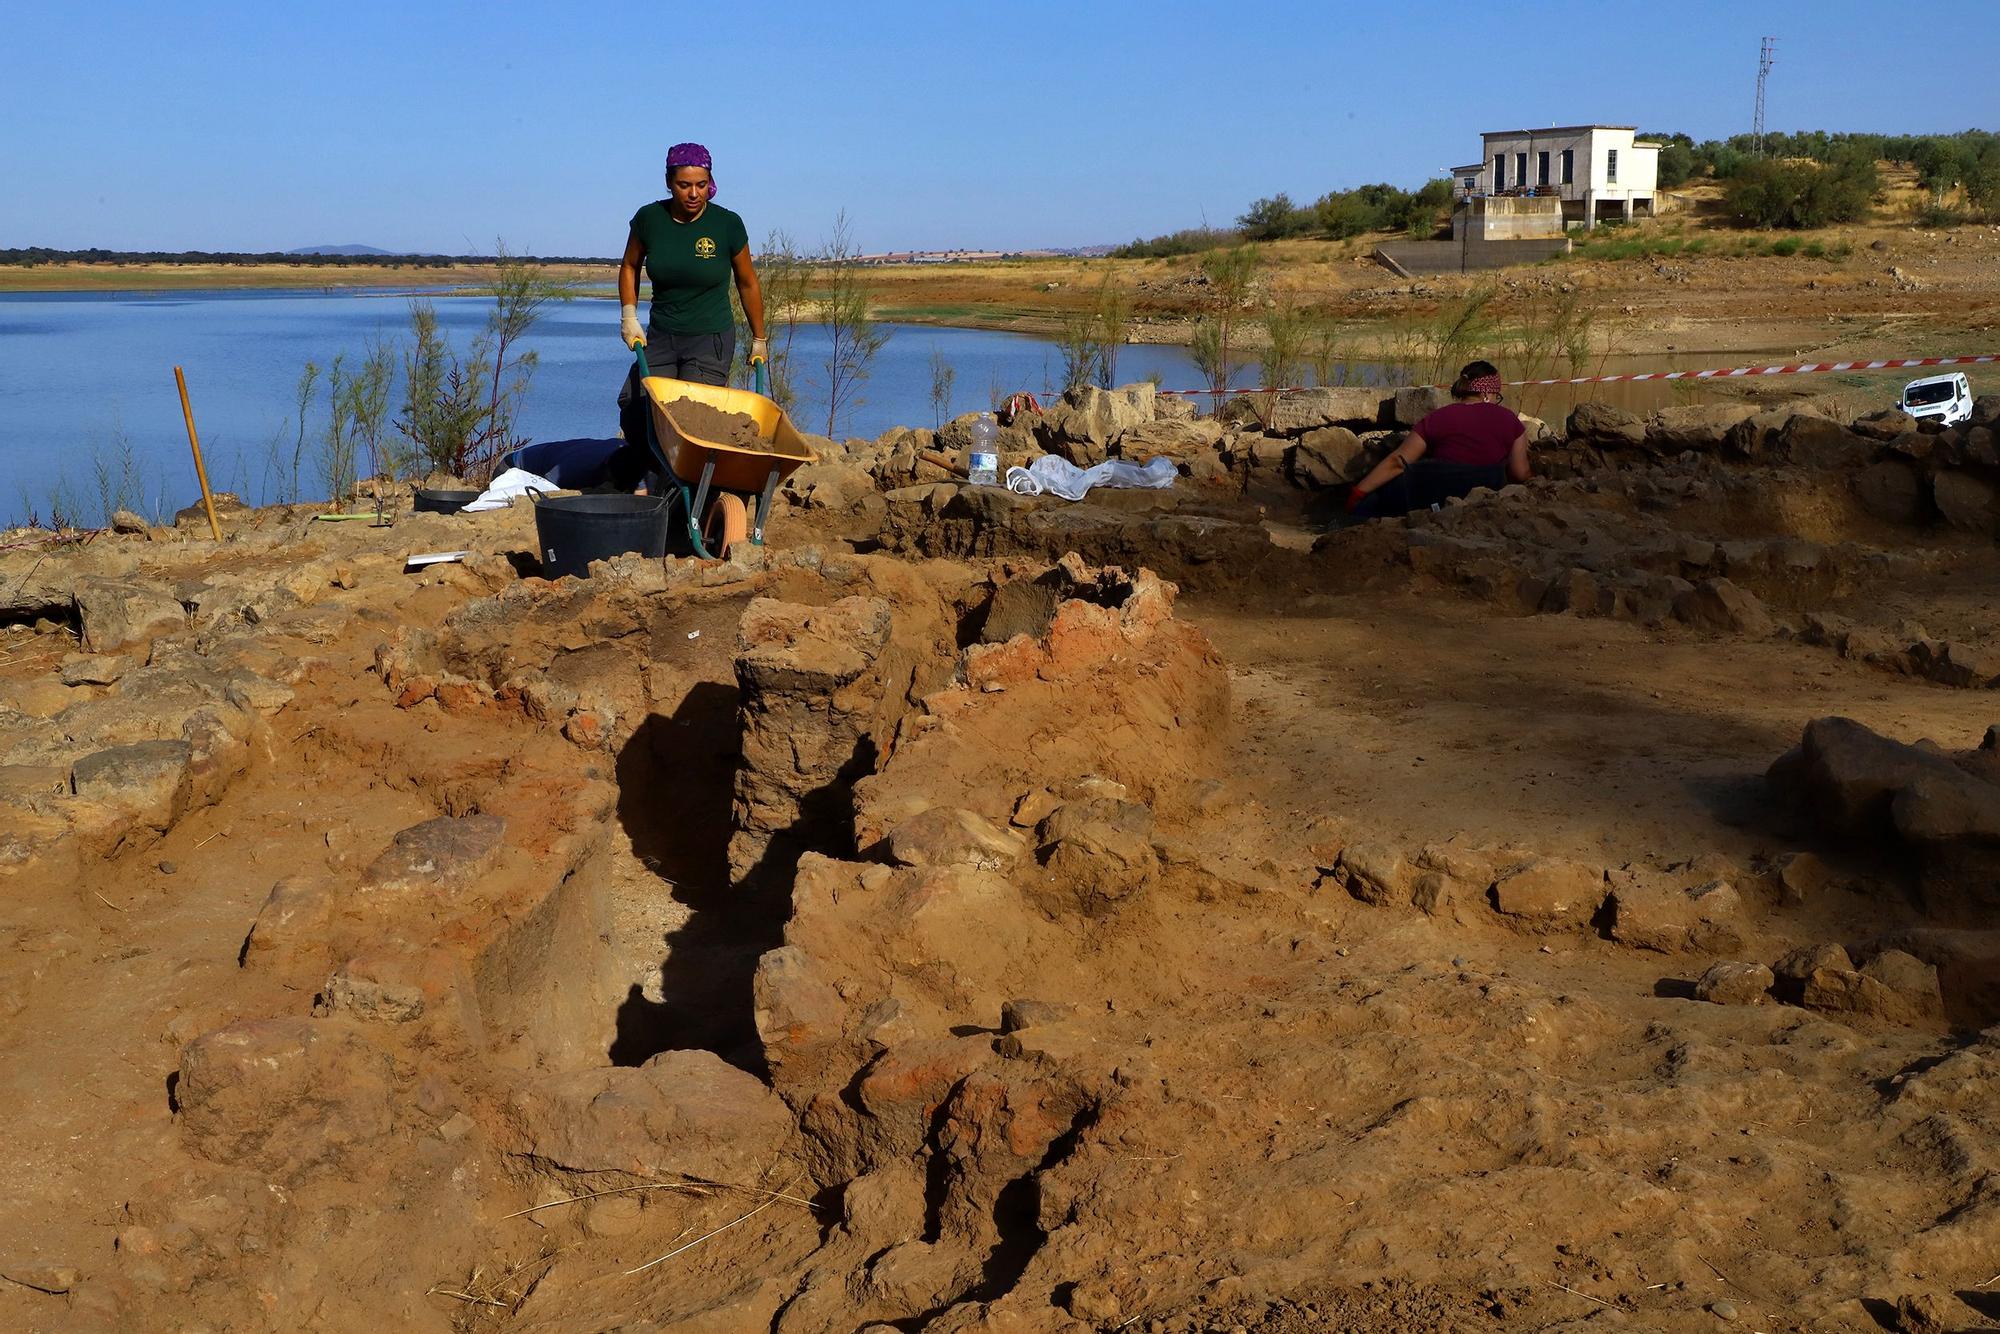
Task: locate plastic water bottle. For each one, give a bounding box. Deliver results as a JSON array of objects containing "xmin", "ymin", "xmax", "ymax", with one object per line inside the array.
[{"xmin": 968, "ymin": 413, "xmax": 999, "ymax": 486}]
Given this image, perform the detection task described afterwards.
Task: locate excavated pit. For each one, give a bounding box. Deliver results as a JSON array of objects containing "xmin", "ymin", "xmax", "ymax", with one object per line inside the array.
[{"xmin": 8, "ymin": 387, "xmax": 2000, "ymax": 1332}]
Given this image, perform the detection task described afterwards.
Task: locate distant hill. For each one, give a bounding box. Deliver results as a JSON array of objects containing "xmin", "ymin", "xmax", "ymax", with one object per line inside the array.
[{"xmin": 287, "ymin": 244, "xmax": 394, "ymax": 257}]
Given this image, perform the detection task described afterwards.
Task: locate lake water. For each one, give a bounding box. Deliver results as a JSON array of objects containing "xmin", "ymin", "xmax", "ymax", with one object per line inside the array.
[
  {"xmin": 0, "ymin": 289, "xmax": 1222, "ymax": 528},
  {"xmin": 0, "ymin": 288, "xmax": 1737, "ymax": 530}
]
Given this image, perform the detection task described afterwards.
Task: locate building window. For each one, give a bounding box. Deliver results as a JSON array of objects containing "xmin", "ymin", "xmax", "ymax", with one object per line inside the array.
[
  {"xmin": 1538, "ymin": 151, "xmax": 1551, "ymax": 187},
  {"xmin": 1561, "ymin": 149, "xmax": 1574, "ymax": 185},
  {"xmin": 1515, "ymin": 153, "xmax": 1527, "ymax": 190},
  {"xmin": 1494, "ymin": 154, "xmax": 1505, "ymax": 190},
  {"xmin": 1607, "ymin": 149, "xmax": 1619, "ymax": 183},
  {"xmin": 1462, "ymin": 175, "xmax": 1478, "ymax": 193}
]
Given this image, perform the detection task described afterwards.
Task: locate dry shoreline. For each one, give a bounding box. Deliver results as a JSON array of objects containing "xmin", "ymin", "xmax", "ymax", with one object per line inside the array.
[{"xmin": 7, "ymin": 210, "xmax": 1997, "ymax": 378}]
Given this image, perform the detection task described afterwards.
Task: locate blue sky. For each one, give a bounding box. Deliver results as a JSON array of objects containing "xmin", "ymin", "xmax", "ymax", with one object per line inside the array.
[{"xmin": 4, "ymin": 0, "xmax": 1995, "ymax": 257}]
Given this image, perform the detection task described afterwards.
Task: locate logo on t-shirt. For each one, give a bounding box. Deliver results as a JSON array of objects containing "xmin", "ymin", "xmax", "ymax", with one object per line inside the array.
[{"xmin": 694, "ymin": 237, "xmax": 717, "ymax": 259}]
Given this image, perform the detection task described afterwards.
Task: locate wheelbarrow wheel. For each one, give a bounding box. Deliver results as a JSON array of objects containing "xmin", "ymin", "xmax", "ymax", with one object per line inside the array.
[{"xmin": 703, "ymin": 493, "xmax": 748, "ymax": 558}]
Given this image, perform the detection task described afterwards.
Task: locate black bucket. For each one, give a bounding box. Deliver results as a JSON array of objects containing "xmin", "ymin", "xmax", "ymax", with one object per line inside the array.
[
  {"xmin": 533, "ymin": 492, "xmax": 670, "ymax": 579},
  {"xmin": 413, "ymin": 488, "xmax": 482, "ymax": 514}
]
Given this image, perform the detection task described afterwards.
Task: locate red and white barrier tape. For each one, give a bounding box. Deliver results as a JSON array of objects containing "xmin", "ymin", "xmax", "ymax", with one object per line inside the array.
[
  {"xmin": 1511, "ymin": 353, "xmax": 2000, "ymax": 387},
  {"xmin": 1152, "ymin": 353, "xmax": 1998, "ymax": 397}
]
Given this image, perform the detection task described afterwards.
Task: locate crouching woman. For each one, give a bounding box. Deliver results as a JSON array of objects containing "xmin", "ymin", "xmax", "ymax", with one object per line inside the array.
[{"xmin": 1346, "ymin": 361, "xmax": 1531, "ymax": 518}]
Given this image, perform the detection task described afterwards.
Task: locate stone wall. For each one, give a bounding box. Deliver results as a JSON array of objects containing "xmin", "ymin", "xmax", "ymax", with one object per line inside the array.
[{"xmin": 1376, "ymin": 236, "xmax": 1574, "ymax": 274}]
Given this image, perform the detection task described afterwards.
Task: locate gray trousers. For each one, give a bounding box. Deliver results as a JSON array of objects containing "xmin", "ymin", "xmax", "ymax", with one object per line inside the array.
[{"xmin": 612, "ymin": 328, "xmax": 735, "ymax": 490}]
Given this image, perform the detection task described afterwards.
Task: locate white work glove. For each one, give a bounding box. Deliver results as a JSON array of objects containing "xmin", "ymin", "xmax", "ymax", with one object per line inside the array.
[
  {"xmin": 750, "ymin": 335, "xmax": 770, "ymax": 364},
  {"xmin": 620, "ymin": 303, "xmax": 645, "ymax": 348}
]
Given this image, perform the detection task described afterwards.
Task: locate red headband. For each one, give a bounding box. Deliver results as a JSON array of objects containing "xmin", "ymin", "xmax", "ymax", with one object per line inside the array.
[{"xmin": 1463, "ymin": 373, "xmax": 1503, "ymax": 395}]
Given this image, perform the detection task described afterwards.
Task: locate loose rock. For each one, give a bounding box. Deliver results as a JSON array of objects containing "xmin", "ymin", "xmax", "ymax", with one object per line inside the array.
[{"xmin": 1695, "ymin": 961, "xmax": 1774, "ymax": 1005}]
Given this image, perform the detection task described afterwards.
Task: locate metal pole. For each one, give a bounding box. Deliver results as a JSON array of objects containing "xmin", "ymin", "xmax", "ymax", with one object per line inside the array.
[{"xmin": 173, "ymin": 366, "xmax": 224, "ymax": 541}]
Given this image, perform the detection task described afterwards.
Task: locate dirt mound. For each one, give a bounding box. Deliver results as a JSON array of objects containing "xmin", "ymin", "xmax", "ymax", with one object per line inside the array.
[{"xmin": 660, "ymin": 396, "xmax": 766, "ymax": 447}]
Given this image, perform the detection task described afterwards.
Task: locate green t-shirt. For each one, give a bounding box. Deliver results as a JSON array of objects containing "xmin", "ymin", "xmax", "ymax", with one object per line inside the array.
[{"xmin": 630, "ymin": 200, "xmax": 748, "ymax": 336}]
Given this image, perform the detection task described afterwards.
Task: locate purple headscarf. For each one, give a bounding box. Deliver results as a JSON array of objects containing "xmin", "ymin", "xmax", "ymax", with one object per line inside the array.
[{"xmin": 666, "ymin": 143, "xmax": 716, "ymax": 199}]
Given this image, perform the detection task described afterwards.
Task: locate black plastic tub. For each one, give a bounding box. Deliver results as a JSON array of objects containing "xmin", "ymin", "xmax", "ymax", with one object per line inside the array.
[
  {"xmin": 412, "ymin": 488, "xmax": 482, "ymax": 514},
  {"xmin": 533, "ymin": 493, "xmax": 670, "ymax": 579}
]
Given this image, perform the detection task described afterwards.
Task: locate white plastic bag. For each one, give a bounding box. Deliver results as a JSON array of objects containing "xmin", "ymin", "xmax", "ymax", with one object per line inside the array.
[{"xmin": 1003, "ymin": 455, "xmax": 1176, "ymax": 502}]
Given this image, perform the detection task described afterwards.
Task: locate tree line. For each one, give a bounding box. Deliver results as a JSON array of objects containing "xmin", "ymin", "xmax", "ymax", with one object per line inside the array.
[
  {"xmin": 1649, "ymin": 128, "xmax": 2000, "ymax": 227},
  {"xmin": 1116, "ymin": 180, "xmax": 1457, "ymax": 256},
  {"xmin": 1115, "ymin": 128, "xmax": 1998, "ymax": 252}
]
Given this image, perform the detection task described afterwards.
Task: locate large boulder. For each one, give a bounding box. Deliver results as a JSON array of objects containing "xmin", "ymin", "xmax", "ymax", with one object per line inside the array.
[
  {"xmin": 70, "ymin": 739, "xmax": 194, "ymax": 841},
  {"xmin": 1223, "ymin": 431, "xmax": 1289, "ymax": 471},
  {"xmin": 1264, "ymin": 387, "xmax": 1387, "ymax": 433},
  {"xmin": 1854, "ymin": 459, "xmax": 1933, "ymax": 526},
  {"xmin": 1032, "ymin": 384, "xmax": 1157, "ymax": 464},
  {"xmin": 1567, "ymin": 402, "xmax": 1646, "ymax": 450},
  {"xmin": 172, "ymin": 493, "xmax": 250, "ymax": 530},
  {"xmin": 509, "ymin": 1049, "xmax": 794, "ymax": 1182},
  {"xmin": 1779, "ymin": 416, "xmax": 1871, "ymax": 470},
  {"xmin": 886, "ymin": 807, "xmax": 1027, "ymax": 872},
  {"xmin": 1907, "ymin": 639, "xmax": 2000, "ymax": 689},
  {"xmin": 1033, "ymin": 798, "xmax": 1158, "ymax": 916},
  {"xmin": 1112, "ymin": 417, "xmax": 1225, "ymax": 465},
  {"xmin": 788, "ymin": 461, "xmax": 884, "ymax": 516},
  {"xmin": 1333, "ymin": 841, "xmax": 1416, "ymax": 907},
  {"xmin": 1287, "ymin": 426, "xmax": 1366, "ymax": 488},
  {"xmin": 1768, "ymin": 717, "xmax": 2000, "ymax": 922},
  {"xmin": 1695, "ymin": 961, "xmax": 1774, "ymax": 1005},
  {"xmin": 1391, "ymin": 385, "xmax": 1453, "ymax": 429},
  {"xmin": 362, "ymin": 814, "xmax": 506, "ymax": 894},
  {"xmin": 1965, "ymin": 425, "xmax": 1999, "ymax": 467},
  {"xmin": 1644, "ymin": 404, "xmax": 1763, "ymax": 452},
  {"xmin": 74, "ymin": 577, "xmax": 186, "ymax": 654},
  {"xmin": 1800, "ymin": 951, "xmax": 1945, "ymax": 1026},
  {"xmin": 1673, "ymin": 577, "xmax": 1776, "ymax": 637},
  {"xmin": 1490, "ymin": 858, "xmax": 1605, "ymax": 929},
  {"xmin": 1767, "ymin": 716, "xmax": 1963, "ymax": 833},
  {"xmin": 1853, "ymin": 408, "xmax": 1921, "ymax": 441},
  {"xmin": 1933, "ymin": 470, "xmax": 2000, "ymax": 534},
  {"xmin": 1722, "ymin": 405, "xmax": 1832, "ymax": 457},
  {"xmin": 1606, "ymin": 870, "xmax": 1743, "ymax": 953},
  {"xmin": 241, "ymin": 877, "xmax": 336, "ymax": 971}
]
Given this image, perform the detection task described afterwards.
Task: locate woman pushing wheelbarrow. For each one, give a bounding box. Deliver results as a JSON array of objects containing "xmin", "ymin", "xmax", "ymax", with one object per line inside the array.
[
  {"xmin": 604, "ymin": 141, "xmax": 813, "ymax": 559},
  {"xmin": 610, "ymin": 141, "xmax": 769, "ymax": 493}
]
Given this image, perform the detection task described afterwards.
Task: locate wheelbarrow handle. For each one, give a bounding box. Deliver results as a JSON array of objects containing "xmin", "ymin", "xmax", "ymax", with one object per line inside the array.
[
  {"xmin": 753, "ymin": 357, "xmax": 769, "ymax": 398},
  {"xmin": 631, "ymin": 342, "xmax": 652, "ymax": 380}
]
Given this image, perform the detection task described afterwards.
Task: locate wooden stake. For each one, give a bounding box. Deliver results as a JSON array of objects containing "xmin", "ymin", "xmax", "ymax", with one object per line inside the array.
[{"xmin": 173, "ymin": 367, "xmax": 223, "ymax": 541}]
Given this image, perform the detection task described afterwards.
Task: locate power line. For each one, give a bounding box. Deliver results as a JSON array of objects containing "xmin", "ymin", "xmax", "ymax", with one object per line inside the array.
[{"xmin": 1753, "ymin": 36, "xmax": 1777, "ymax": 157}]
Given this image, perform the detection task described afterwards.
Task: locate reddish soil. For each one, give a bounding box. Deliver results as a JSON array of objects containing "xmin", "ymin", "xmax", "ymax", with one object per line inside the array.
[{"xmin": 2, "ymin": 388, "xmax": 1998, "ymax": 1333}]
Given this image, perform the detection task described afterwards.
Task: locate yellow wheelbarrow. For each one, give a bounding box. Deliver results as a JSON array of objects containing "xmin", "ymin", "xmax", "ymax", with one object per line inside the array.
[{"xmin": 633, "ymin": 345, "xmax": 816, "ymax": 558}]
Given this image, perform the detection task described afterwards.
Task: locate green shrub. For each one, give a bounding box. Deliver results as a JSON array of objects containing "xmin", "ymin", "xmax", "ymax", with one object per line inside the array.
[
  {"xmin": 1112, "ymin": 227, "xmax": 1238, "ymax": 259},
  {"xmin": 1238, "ymin": 194, "xmax": 1312, "ymax": 241},
  {"xmin": 1770, "ymin": 236, "xmax": 1803, "ymax": 256},
  {"xmin": 1726, "ymin": 157, "xmax": 1880, "ymax": 229}
]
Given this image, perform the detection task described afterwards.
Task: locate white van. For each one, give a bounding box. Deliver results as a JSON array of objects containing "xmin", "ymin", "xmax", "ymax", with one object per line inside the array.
[{"xmin": 1901, "ymin": 372, "xmax": 1973, "ymax": 426}]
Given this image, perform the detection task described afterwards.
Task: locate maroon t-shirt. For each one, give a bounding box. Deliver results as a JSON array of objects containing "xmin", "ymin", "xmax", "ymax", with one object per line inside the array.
[{"xmin": 1413, "ymin": 401, "xmax": 1523, "ymax": 467}]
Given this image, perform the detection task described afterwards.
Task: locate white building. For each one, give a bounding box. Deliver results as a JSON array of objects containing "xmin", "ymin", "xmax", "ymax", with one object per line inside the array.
[{"xmin": 1466, "ymin": 126, "xmax": 1662, "ymax": 227}]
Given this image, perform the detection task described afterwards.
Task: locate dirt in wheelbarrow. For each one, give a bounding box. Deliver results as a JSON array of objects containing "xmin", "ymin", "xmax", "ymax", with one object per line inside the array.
[{"xmin": 662, "ymin": 396, "xmax": 766, "ymax": 448}]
